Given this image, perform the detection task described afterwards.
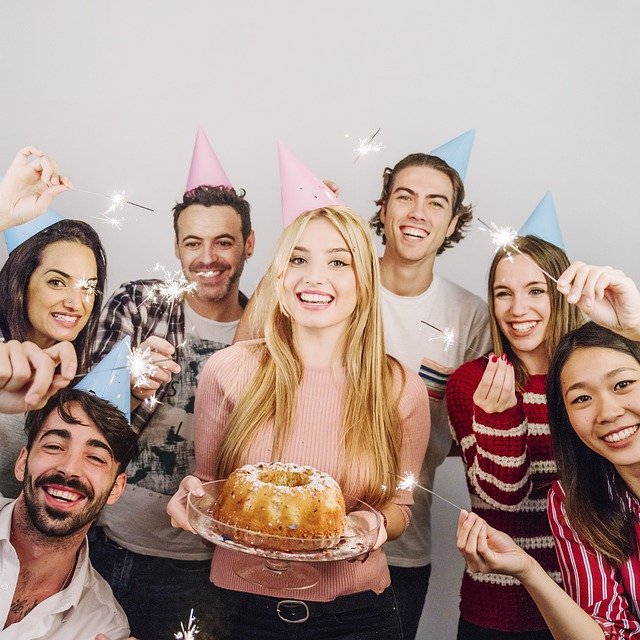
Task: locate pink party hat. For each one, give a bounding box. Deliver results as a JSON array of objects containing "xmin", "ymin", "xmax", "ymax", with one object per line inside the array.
[
  {"xmin": 185, "ymin": 128, "xmax": 232, "ymax": 192},
  {"xmin": 278, "ymin": 142, "xmax": 342, "ymax": 227}
]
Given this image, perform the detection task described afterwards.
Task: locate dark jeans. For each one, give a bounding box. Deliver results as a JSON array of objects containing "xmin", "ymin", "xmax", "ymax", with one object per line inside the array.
[
  {"xmin": 389, "ymin": 563, "xmax": 432, "ymax": 640},
  {"xmin": 209, "ymin": 583, "xmax": 404, "ymax": 640},
  {"xmin": 457, "ymin": 618, "xmax": 554, "ymax": 640},
  {"xmin": 89, "ymin": 529, "xmax": 227, "ymax": 640}
]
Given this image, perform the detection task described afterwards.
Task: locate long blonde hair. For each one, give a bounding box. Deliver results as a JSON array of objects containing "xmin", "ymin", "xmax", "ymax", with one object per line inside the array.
[{"xmin": 215, "ymin": 206, "xmax": 404, "ymax": 506}]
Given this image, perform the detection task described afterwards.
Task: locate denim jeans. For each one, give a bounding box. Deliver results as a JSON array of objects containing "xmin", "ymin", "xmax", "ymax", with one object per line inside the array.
[
  {"xmin": 388, "ymin": 563, "xmax": 432, "ymax": 640},
  {"xmin": 89, "ymin": 529, "xmax": 227, "ymax": 640},
  {"xmin": 209, "ymin": 583, "xmax": 404, "ymax": 640},
  {"xmin": 457, "ymin": 618, "xmax": 554, "ymax": 640}
]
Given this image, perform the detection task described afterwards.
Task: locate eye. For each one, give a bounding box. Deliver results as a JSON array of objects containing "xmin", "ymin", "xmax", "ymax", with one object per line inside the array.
[
  {"xmin": 529, "ymin": 288, "xmax": 547, "ymax": 296},
  {"xmin": 47, "ymin": 278, "xmax": 66, "ymax": 288},
  {"xmin": 429, "ymin": 200, "xmax": 444, "ymax": 208},
  {"xmin": 217, "ymin": 240, "xmax": 233, "ymax": 249},
  {"xmin": 88, "ymin": 454, "xmax": 108, "ymax": 465},
  {"xmin": 396, "ymin": 194, "xmax": 412, "ymax": 201},
  {"xmin": 43, "ymin": 443, "xmax": 64, "ymax": 452},
  {"xmin": 184, "ymin": 241, "xmax": 200, "ymax": 249},
  {"xmin": 615, "ymin": 379, "xmax": 636, "ymax": 391},
  {"xmin": 494, "ymin": 290, "xmax": 511, "ymax": 298},
  {"xmin": 289, "ymin": 255, "xmax": 306, "ymax": 266},
  {"xmin": 570, "ymin": 394, "xmax": 592, "ymax": 405},
  {"xmin": 329, "ymin": 259, "xmax": 350, "ymax": 268}
]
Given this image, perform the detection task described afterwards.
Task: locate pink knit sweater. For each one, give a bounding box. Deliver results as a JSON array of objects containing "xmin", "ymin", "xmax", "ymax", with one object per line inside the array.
[{"xmin": 194, "ymin": 339, "xmax": 430, "ymax": 601}]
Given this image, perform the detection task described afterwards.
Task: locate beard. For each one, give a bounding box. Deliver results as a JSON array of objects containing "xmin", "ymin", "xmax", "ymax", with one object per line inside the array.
[
  {"xmin": 188, "ymin": 259, "xmax": 244, "ymax": 304},
  {"xmin": 22, "ymin": 470, "xmax": 114, "ymax": 538}
]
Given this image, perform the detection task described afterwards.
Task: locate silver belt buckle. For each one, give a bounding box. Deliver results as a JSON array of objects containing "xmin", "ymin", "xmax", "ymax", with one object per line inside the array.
[{"xmin": 276, "ymin": 599, "xmax": 310, "ymax": 624}]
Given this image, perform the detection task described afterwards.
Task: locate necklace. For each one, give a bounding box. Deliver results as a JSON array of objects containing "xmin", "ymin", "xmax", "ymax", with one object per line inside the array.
[{"xmin": 61, "ymin": 551, "xmax": 79, "ymax": 590}]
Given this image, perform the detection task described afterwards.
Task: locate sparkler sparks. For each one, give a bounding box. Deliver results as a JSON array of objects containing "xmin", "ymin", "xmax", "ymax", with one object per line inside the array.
[
  {"xmin": 143, "ymin": 264, "xmax": 198, "ymax": 306},
  {"xmin": 393, "ymin": 472, "xmax": 464, "ymax": 511},
  {"xmin": 421, "ymin": 321, "xmax": 489, "ymax": 360},
  {"xmin": 174, "ymin": 608, "xmax": 199, "ymax": 639},
  {"xmin": 477, "ymin": 218, "xmax": 559, "ymax": 283},
  {"xmin": 73, "ymin": 187, "xmax": 154, "ymax": 230},
  {"xmin": 126, "ymin": 345, "xmax": 158, "ymax": 389},
  {"xmin": 353, "ymin": 127, "xmax": 385, "ymax": 163},
  {"xmin": 74, "ymin": 277, "xmax": 100, "ymax": 304}
]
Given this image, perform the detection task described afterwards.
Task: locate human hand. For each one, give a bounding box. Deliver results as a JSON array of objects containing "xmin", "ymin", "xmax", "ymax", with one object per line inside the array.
[
  {"xmin": 347, "ymin": 509, "xmax": 387, "ymax": 563},
  {"xmin": 130, "ymin": 336, "xmax": 181, "ymax": 402},
  {"xmin": 456, "ymin": 510, "xmax": 534, "ymax": 580},
  {"xmin": 0, "ymin": 340, "xmax": 77, "ymax": 413},
  {"xmin": 0, "ymin": 146, "xmax": 71, "ymax": 231},
  {"xmin": 167, "ymin": 475, "xmax": 204, "ymax": 533},
  {"xmin": 323, "ymin": 179, "xmax": 341, "ymax": 197},
  {"xmin": 473, "ymin": 354, "xmax": 517, "ymax": 413},
  {"xmin": 557, "ymin": 262, "xmax": 640, "ymax": 341}
]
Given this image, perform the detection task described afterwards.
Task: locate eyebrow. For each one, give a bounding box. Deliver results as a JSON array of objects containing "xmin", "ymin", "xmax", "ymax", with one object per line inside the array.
[
  {"xmin": 39, "ymin": 428, "xmax": 115, "ymax": 458},
  {"xmin": 392, "ymin": 186, "xmax": 450, "ymax": 204},
  {"xmin": 43, "ymin": 270, "xmax": 98, "ymax": 284},
  {"xmin": 564, "ymin": 367, "xmax": 639, "ymax": 395},
  {"xmin": 293, "ymin": 246, "xmax": 352, "ymax": 255},
  {"xmin": 181, "ymin": 233, "xmax": 236, "ymax": 242},
  {"xmin": 493, "ymin": 280, "xmax": 547, "ymax": 290}
]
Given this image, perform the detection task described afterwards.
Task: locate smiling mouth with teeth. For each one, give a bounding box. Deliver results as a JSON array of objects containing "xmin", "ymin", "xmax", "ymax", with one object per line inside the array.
[
  {"xmin": 298, "ymin": 293, "xmax": 333, "ymax": 304},
  {"xmin": 511, "ymin": 321, "xmax": 538, "ymax": 333},
  {"xmin": 401, "ymin": 227, "xmax": 427, "ymax": 239},
  {"xmin": 603, "ymin": 425, "xmax": 639, "ymax": 444},
  {"xmin": 44, "ymin": 486, "xmax": 84, "ymax": 503},
  {"xmin": 52, "ymin": 313, "xmax": 80, "ymax": 323}
]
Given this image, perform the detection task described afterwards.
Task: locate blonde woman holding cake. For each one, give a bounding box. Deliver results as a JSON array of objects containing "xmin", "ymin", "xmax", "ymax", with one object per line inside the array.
[{"xmin": 168, "ymin": 152, "xmax": 430, "ymax": 640}]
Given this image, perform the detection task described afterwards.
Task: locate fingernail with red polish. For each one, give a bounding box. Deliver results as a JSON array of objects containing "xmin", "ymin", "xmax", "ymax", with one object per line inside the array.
[
  {"xmin": 501, "ymin": 353, "xmax": 507, "ymax": 361},
  {"xmin": 491, "ymin": 355, "xmax": 498, "ymax": 363}
]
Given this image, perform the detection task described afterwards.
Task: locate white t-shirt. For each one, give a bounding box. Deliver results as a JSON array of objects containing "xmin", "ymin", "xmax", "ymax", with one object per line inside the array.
[
  {"xmin": 381, "ymin": 274, "xmax": 491, "ymax": 568},
  {"xmin": 97, "ymin": 304, "xmax": 239, "ymax": 560},
  {"xmin": 0, "ymin": 498, "xmax": 129, "ymax": 640}
]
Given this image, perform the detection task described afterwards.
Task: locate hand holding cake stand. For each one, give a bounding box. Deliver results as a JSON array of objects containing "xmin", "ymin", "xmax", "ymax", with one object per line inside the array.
[{"xmin": 187, "ymin": 480, "xmax": 382, "ymax": 590}]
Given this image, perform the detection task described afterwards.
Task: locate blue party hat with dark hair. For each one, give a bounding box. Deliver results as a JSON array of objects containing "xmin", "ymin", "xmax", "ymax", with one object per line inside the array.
[
  {"xmin": 429, "ymin": 129, "xmax": 475, "ymax": 181},
  {"xmin": 518, "ymin": 192, "xmax": 565, "ymax": 250},
  {"xmin": 76, "ymin": 336, "xmax": 131, "ymax": 422},
  {"xmin": 4, "ymin": 208, "xmax": 64, "ymax": 253}
]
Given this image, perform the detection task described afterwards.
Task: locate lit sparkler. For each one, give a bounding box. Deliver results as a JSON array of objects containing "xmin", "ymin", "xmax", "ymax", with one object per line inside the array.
[
  {"xmin": 421, "ymin": 321, "xmax": 489, "ymax": 360},
  {"xmin": 126, "ymin": 345, "xmax": 158, "ymax": 389},
  {"xmin": 477, "ymin": 218, "xmax": 559, "ymax": 283},
  {"xmin": 353, "ymin": 127, "xmax": 385, "ymax": 163},
  {"xmin": 144, "ymin": 394, "xmax": 162, "ymax": 409},
  {"xmin": 74, "ymin": 277, "xmax": 100, "ymax": 304},
  {"xmin": 73, "ymin": 187, "xmax": 154, "ymax": 230},
  {"xmin": 393, "ymin": 472, "xmax": 464, "ymax": 511},
  {"xmin": 174, "ymin": 608, "xmax": 199, "ymax": 639},
  {"xmin": 143, "ymin": 263, "xmax": 198, "ymax": 306}
]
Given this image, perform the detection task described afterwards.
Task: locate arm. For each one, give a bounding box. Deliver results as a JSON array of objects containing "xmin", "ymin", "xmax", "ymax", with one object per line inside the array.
[
  {"xmin": 548, "ymin": 483, "xmax": 640, "ymax": 639},
  {"xmin": 457, "ymin": 510, "xmax": 605, "ymax": 640},
  {"xmin": 558, "ymin": 263, "xmax": 640, "ymax": 341},
  {"xmin": 0, "ymin": 146, "xmax": 71, "ymax": 231},
  {"xmin": 447, "ymin": 358, "xmax": 534, "ymax": 510}
]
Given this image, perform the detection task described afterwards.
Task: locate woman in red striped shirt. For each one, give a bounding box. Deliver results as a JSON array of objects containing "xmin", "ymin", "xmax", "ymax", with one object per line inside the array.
[{"xmin": 457, "ymin": 264, "xmax": 640, "ymax": 640}]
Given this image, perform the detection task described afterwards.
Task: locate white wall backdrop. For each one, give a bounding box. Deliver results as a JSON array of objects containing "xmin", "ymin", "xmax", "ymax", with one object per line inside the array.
[{"xmin": 2, "ymin": 2, "xmax": 638, "ymax": 637}]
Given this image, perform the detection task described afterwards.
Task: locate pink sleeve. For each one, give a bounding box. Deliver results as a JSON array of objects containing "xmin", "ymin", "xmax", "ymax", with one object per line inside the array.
[
  {"xmin": 447, "ymin": 359, "xmax": 532, "ymax": 509},
  {"xmin": 548, "ymin": 482, "xmax": 640, "ymax": 639}
]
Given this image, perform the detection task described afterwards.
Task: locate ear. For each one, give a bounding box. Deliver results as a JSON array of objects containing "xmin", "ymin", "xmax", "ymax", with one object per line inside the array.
[
  {"xmin": 445, "ymin": 214, "xmax": 460, "ymax": 239},
  {"xmin": 379, "ymin": 202, "xmax": 387, "ymax": 225},
  {"xmin": 106, "ymin": 472, "xmax": 127, "ymax": 505},
  {"xmin": 174, "ymin": 237, "xmax": 180, "ymax": 260},
  {"xmin": 244, "ymin": 230, "xmax": 255, "ymax": 259},
  {"xmin": 14, "ymin": 447, "xmax": 28, "ymax": 483}
]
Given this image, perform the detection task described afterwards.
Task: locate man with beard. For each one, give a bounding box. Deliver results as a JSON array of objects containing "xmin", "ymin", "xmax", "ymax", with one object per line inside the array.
[
  {"xmin": 89, "ymin": 177, "xmax": 253, "ymax": 638},
  {"xmin": 0, "ymin": 388, "xmax": 138, "ymax": 639}
]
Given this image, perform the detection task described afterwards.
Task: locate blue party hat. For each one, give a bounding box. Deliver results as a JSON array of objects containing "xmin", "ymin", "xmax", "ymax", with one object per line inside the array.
[
  {"xmin": 518, "ymin": 192, "xmax": 565, "ymax": 250},
  {"xmin": 76, "ymin": 336, "xmax": 131, "ymax": 422},
  {"xmin": 4, "ymin": 208, "xmax": 64, "ymax": 253},
  {"xmin": 429, "ymin": 129, "xmax": 475, "ymax": 180}
]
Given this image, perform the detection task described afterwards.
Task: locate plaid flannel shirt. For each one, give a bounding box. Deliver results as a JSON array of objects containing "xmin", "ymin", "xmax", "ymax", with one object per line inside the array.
[{"xmin": 91, "ymin": 279, "xmax": 247, "ymax": 435}]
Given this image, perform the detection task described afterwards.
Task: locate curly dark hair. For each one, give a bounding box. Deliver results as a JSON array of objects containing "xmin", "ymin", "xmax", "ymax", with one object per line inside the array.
[
  {"xmin": 369, "ymin": 153, "xmax": 473, "ymax": 255},
  {"xmin": 173, "ymin": 185, "xmax": 252, "ymax": 242},
  {"xmin": 0, "ymin": 219, "xmax": 107, "ymax": 371},
  {"xmin": 24, "ymin": 388, "xmax": 139, "ymax": 474}
]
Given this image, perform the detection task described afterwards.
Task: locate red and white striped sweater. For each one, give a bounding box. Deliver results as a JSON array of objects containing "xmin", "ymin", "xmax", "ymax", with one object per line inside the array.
[{"xmin": 447, "ymin": 356, "xmax": 560, "ymax": 633}]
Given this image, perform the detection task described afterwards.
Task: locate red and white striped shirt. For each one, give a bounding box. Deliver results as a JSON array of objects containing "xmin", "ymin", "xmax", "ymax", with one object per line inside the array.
[{"xmin": 548, "ymin": 481, "xmax": 640, "ymax": 639}]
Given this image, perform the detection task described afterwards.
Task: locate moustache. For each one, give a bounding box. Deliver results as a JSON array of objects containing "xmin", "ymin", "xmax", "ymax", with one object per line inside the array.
[
  {"xmin": 190, "ymin": 261, "xmax": 230, "ymax": 273},
  {"xmin": 34, "ymin": 472, "xmax": 94, "ymax": 501}
]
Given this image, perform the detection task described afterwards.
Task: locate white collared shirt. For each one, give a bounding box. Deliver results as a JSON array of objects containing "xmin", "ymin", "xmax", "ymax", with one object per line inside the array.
[{"xmin": 0, "ymin": 497, "xmax": 130, "ymax": 639}]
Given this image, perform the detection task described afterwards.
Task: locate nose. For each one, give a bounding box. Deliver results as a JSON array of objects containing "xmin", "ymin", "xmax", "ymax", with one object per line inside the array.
[
  {"xmin": 56, "ymin": 450, "xmax": 83, "ymax": 479},
  {"xmin": 303, "ymin": 262, "xmax": 326, "ymax": 286},
  {"xmin": 408, "ymin": 198, "xmax": 427, "ymax": 221},
  {"xmin": 509, "ymin": 292, "xmax": 530, "ymax": 316},
  {"xmin": 596, "ymin": 392, "xmax": 626, "ymax": 424},
  {"xmin": 64, "ymin": 286, "xmax": 85, "ymax": 310}
]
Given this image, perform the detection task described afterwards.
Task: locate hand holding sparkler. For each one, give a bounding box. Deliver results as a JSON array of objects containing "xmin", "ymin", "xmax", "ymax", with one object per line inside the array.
[
  {"xmin": 128, "ymin": 336, "xmax": 181, "ymax": 404},
  {"xmin": 557, "ymin": 262, "xmax": 640, "ymax": 341},
  {"xmin": 473, "ymin": 353, "xmax": 517, "ymax": 413},
  {"xmin": 0, "ymin": 146, "xmax": 71, "ymax": 231}
]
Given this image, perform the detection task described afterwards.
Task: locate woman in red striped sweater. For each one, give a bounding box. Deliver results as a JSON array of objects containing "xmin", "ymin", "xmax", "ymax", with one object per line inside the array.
[
  {"xmin": 446, "ymin": 236, "xmax": 582, "ymax": 639},
  {"xmin": 456, "ymin": 264, "xmax": 640, "ymax": 640}
]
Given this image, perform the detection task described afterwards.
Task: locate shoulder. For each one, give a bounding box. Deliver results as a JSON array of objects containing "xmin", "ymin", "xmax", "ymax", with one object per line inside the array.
[{"xmin": 202, "ymin": 339, "xmax": 264, "ymax": 378}]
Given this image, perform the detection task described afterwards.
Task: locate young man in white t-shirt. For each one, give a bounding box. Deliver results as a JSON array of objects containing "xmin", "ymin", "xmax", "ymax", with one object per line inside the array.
[
  {"xmin": 371, "ymin": 153, "xmax": 491, "ymax": 640},
  {"xmin": 89, "ymin": 185, "xmax": 254, "ymax": 640}
]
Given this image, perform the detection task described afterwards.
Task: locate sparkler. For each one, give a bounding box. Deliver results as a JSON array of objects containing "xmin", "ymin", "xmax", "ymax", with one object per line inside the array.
[
  {"xmin": 477, "ymin": 218, "xmax": 559, "ymax": 284},
  {"xmin": 393, "ymin": 472, "xmax": 464, "ymax": 511},
  {"xmin": 174, "ymin": 608, "xmax": 199, "ymax": 639},
  {"xmin": 74, "ymin": 277, "xmax": 100, "ymax": 304},
  {"xmin": 421, "ymin": 321, "xmax": 489, "ymax": 360},
  {"xmin": 127, "ymin": 344, "xmax": 158, "ymax": 389},
  {"xmin": 143, "ymin": 263, "xmax": 198, "ymax": 306},
  {"xmin": 353, "ymin": 127, "xmax": 385, "ymax": 163},
  {"xmin": 73, "ymin": 187, "xmax": 154, "ymax": 230}
]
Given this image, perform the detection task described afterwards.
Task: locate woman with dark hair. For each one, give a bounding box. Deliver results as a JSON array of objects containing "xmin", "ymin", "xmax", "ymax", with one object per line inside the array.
[
  {"xmin": 456, "ymin": 264, "xmax": 640, "ymax": 639},
  {"xmin": 447, "ymin": 235, "xmax": 583, "ymax": 639},
  {"xmin": 0, "ymin": 218, "xmax": 107, "ymax": 497}
]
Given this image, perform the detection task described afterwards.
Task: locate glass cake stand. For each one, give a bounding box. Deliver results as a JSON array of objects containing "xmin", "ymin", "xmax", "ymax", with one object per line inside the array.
[{"xmin": 188, "ymin": 480, "xmax": 381, "ymax": 590}]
